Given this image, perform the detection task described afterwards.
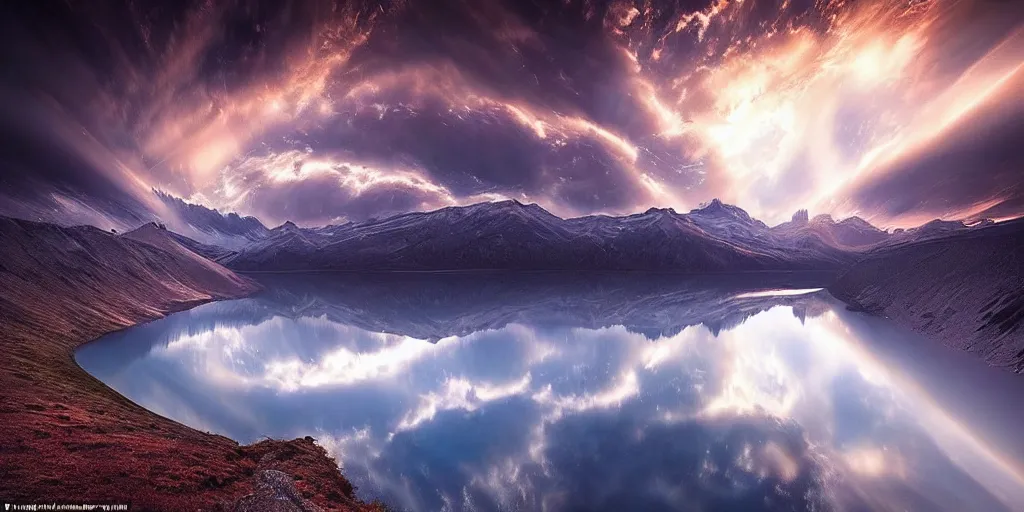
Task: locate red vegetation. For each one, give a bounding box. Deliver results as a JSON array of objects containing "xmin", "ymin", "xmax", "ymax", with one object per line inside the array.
[{"xmin": 0, "ymin": 217, "xmax": 382, "ymax": 511}]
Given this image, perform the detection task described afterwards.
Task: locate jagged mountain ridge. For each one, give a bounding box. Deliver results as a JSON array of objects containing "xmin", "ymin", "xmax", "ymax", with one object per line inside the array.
[
  {"xmin": 218, "ymin": 198, "xmax": 893, "ymax": 272},
  {"xmin": 155, "ymin": 190, "xmax": 271, "ymax": 249},
  {"xmin": 154, "ymin": 192, "xmax": 995, "ymax": 273}
]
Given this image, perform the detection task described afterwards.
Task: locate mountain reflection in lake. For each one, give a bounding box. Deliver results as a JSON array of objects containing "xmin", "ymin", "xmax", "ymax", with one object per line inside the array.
[{"xmin": 76, "ymin": 273, "xmax": 1024, "ymax": 512}]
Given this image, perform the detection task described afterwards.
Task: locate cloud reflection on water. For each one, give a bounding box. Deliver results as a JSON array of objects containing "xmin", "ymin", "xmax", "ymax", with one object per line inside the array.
[{"xmin": 76, "ymin": 274, "xmax": 1024, "ymax": 511}]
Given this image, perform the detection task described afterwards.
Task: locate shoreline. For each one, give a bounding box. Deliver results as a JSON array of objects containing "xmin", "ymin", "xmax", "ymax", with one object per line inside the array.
[
  {"xmin": 4, "ymin": 212, "xmax": 1019, "ymax": 509},
  {"xmin": 0, "ymin": 217, "xmax": 379, "ymax": 511},
  {"xmin": 0, "ymin": 290, "xmax": 378, "ymax": 510}
]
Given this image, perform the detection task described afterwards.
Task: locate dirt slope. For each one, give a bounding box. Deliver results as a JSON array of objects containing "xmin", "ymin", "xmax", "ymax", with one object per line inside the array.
[
  {"xmin": 0, "ymin": 217, "xmax": 379, "ymax": 511},
  {"xmin": 830, "ymin": 219, "xmax": 1024, "ymax": 372}
]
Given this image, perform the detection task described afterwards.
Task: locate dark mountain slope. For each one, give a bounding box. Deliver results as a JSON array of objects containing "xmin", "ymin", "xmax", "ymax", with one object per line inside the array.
[
  {"xmin": 830, "ymin": 219, "xmax": 1024, "ymax": 372},
  {"xmin": 0, "ymin": 218, "xmax": 256, "ymax": 314},
  {"xmin": 0, "ymin": 216, "xmax": 376, "ymax": 510},
  {"xmin": 167, "ymin": 230, "xmax": 237, "ymax": 261}
]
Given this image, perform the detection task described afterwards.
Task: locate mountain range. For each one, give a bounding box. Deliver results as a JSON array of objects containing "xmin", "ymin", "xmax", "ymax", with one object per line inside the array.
[
  {"xmin": 140, "ymin": 196, "xmax": 1024, "ymax": 371},
  {"xmin": 1, "ymin": 195, "xmax": 1020, "ymax": 372},
  {"xmin": 1, "ymin": 197, "xmax": 1021, "ymax": 510},
  {"xmin": 155, "ymin": 190, "xmax": 270, "ymax": 249},
  {"xmin": 154, "ymin": 194, "xmax": 991, "ymax": 273}
]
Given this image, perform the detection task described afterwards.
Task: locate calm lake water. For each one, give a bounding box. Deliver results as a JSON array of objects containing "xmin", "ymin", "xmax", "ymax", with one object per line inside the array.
[{"xmin": 76, "ymin": 273, "xmax": 1024, "ymax": 512}]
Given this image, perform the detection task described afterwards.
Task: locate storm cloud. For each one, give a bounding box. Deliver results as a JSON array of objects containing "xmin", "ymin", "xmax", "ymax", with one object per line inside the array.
[{"xmin": 1, "ymin": 0, "xmax": 1022, "ymax": 227}]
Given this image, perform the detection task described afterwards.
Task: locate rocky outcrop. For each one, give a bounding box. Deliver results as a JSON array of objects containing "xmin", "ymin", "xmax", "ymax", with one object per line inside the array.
[{"xmin": 235, "ymin": 470, "xmax": 323, "ymax": 512}]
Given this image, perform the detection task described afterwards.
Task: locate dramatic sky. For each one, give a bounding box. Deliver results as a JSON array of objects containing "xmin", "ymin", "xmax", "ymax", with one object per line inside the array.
[{"xmin": 1, "ymin": 0, "xmax": 1022, "ymax": 228}]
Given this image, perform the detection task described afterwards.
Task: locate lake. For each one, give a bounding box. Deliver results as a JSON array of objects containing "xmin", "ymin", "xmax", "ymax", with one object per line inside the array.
[{"xmin": 75, "ymin": 273, "xmax": 1024, "ymax": 511}]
